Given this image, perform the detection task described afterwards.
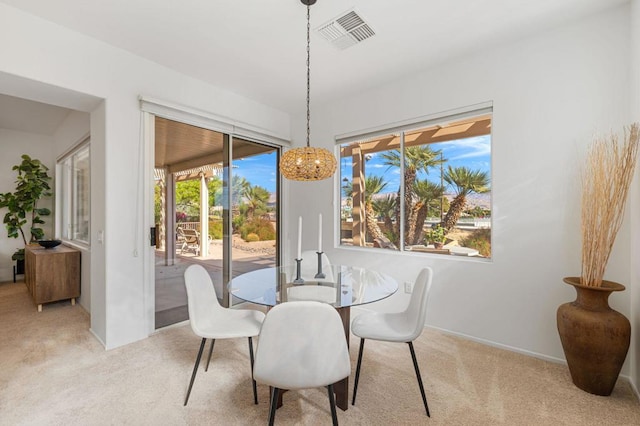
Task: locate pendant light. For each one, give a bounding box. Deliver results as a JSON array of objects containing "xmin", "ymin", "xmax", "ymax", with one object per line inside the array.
[{"xmin": 280, "ymin": 0, "xmax": 337, "ymax": 181}]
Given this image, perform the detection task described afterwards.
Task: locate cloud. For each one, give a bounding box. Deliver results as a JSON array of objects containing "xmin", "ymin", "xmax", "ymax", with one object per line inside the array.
[{"xmin": 443, "ymin": 136, "xmax": 491, "ymax": 161}]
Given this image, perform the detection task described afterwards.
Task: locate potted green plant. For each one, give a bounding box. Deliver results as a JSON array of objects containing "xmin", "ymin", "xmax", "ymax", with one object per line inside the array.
[
  {"xmin": 0, "ymin": 155, "xmax": 52, "ymax": 277},
  {"xmin": 425, "ymin": 224, "xmax": 446, "ymax": 249},
  {"xmin": 557, "ymin": 123, "xmax": 639, "ymax": 396}
]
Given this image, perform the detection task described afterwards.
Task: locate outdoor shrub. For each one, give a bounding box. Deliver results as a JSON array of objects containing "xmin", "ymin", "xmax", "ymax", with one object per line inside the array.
[
  {"xmin": 425, "ymin": 224, "xmax": 446, "ymax": 244},
  {"xmin": 208, "ymin": 220, "xmax": 223, "ymax": 240},
  {"xmin": 232, "ymin": 215, "xmax": 245, "ymax": 233},
  {"xmin": 245, "ymin": 233, "xmax": 260, "ymax": 242},
  {"xmin": 176, "ymin": 211, "xmax": 188, "ymax": 222},
  {"xmin": 240, "ymin": 218, "xmax": 275, "ymax": 241},
  {"xmin": 460, "ymin": 228, "xmax": 491, "ymax": 257}
]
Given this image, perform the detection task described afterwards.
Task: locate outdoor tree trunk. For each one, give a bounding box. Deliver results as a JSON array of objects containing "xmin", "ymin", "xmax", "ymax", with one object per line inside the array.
[
  {"xmin": 392, "ymin": 188, "xmax": 401, "ymax": 245},
  {"xmin": 410, "ymin": 203, "xmax": 430, "ymax": 245},
  {"xmin": 365, "ymin": 203, "xmax": 385, "ymax": 242},
  {"xmin": 405, "ymin": 202, "xmax": 421, "ymax": 245},
  {"xmin": 441, "ymin": 194, "xmax": 466, "ymax": 232},
  {"xmin": 383, "ymin": 215, "xmax": 394, "ymax": 237}
]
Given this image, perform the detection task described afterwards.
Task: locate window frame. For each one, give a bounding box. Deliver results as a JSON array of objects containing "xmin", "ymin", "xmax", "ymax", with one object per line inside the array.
[
  {"xmin": 335, "ymin": 103, "xmax": 493, "ymax": 259},
  {"xmin": 56, "ymin": 136, "xmax": 91, "ymax": 247}
]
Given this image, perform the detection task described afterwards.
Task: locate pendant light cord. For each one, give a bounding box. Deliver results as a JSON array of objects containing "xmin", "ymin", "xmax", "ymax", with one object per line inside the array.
[{"xmin": 306, "ymin": 4, "xmax": 311, "ymax": 148}]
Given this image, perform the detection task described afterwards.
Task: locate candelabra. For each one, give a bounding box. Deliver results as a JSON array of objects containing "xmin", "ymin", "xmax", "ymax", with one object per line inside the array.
[
  {"xmin": 314, "ymin": 251, "xmax": 326, "ymax": 279},
  {"xmin": 293, "ymin": 258, "xmax": 304, "ymax": 284}
]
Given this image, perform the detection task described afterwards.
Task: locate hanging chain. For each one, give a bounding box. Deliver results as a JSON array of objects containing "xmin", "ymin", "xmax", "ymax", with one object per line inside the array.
[{"xmin": 306, "ymin": 4, "xmax": 311, "ymax": 148}]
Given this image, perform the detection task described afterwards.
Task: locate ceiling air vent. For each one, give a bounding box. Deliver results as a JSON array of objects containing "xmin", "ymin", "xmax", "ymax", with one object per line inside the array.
[{"xmin": 317, "ymin": 9, "xmax": 375, "ymax": 50}]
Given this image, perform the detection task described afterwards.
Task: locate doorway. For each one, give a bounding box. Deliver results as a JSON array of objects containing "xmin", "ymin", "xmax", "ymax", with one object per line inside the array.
[{"xmin": 153, "ymin": 117, "xmax": 279, "ymax": 328}]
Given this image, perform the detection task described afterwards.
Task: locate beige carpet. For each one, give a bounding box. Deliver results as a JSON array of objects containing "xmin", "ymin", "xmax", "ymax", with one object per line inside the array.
[{"xmin": 1, "ymin": 280, "xmax": 639, "ymax": 426}]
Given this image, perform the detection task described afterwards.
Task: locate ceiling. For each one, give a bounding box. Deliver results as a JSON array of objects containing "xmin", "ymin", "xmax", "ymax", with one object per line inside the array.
[
  {"xmin": 0, "ymin": 0, "xmax": 627, "ymax": 134},
  {"xmin": 0, "ymin": 93, "xmax": 72, "ymax": 135}
]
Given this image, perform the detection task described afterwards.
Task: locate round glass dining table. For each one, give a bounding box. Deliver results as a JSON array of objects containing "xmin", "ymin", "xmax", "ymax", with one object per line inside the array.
[
  {"xmin": 229, "ymin": 264, "xmax": 398, "ymax": 411},
  {"xmin": 229, "ymin": 264, "xmax": 398, "ymax": 308}
]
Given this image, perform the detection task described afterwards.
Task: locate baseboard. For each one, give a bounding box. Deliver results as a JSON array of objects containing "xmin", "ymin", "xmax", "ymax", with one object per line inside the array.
[
  {"xmin": 89, "ymin": 328, "xmax": 106, "ymax": 349},
  {"xmin": 351, "ymin": 307, "xmax": 566, "ymax": 364},
  {"xmin": 426, "ymin": 324, "xmax": 567, "ymax": 365},
  {"xmin": 426, "ymin": 324, "xmax": 639, "ymax": 400},
  {"xmin": 629, "ymin": 377, "xmax": 640, "ymax": 400}
]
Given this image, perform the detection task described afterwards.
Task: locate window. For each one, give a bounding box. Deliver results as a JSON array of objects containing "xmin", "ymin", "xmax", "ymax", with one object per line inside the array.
[
  {"xmin": 339, "ymin": 107, "xmax": 492, "ymax": 258},
  {"xmin": 58, "ymin": 139, "xmax": 90, "ymax": 244}
]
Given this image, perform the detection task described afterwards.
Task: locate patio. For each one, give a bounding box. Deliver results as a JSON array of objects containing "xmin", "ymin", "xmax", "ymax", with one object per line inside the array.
[{"xmin": 155, "ymin": 236, "xmax": 275, "ymax": 328}]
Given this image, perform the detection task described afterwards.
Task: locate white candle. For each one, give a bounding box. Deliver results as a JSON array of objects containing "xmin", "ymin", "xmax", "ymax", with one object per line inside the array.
[
  {"xmin": 318, "ymin": 213, "xmax": 322, "ymax": 253},
  {"xmin": 297, "ymin": 216, "xmax": 302, "ymax": 259}
]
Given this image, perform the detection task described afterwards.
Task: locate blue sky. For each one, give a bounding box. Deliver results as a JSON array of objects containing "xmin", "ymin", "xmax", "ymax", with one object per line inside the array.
[
  {"xmin": 232, "ymin": 151, "xmax": 278, "ymax": 192},
  {"xmin": 229, "ymin": 135, "xmax": 491, "ymax": 194},
  {"xmin": 340, "ymin": 135, "xmax": 491, "ymax": 194}
]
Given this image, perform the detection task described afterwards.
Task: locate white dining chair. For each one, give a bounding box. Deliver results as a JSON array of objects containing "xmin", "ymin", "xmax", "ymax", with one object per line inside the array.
[
  {"xmin": 350, "ymin": 267, "xmax": 433, "ymax": 417},
  {"xmin": 183, "ymin": 264, "xmax": 265, "ymax": 406},
  {"xmin": 287, "ymin": 285, "xmax": 337, "ymax": 304},
  {"xmin": 253, "ymin": 301, "xmax": 351, "ymax": 426}
]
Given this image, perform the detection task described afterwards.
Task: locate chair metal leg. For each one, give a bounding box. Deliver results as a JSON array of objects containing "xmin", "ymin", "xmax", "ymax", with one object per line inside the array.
[
  {"xmin": 204, "ymin": 339, "xmax": 216, "ymax": 372},
  {"xmin": 327, "ymin": 384, "xmax": 338, "ymax": 426},
  {"xmin": 268, "ymin": 387, "xmax": 280, "ymax": 426},
  {"xmin": 248, "ymin": 337, "xmax": 258, "ymax": 404},
  {"xmin": 184, "ymin": 338, "xmax": 207, "ymax": 406},
  {"xmin": 352, "ymin": 338, "xmax": 365, "ymax": 405},
  {"xmin": 408, "ymin": 341, "xmax": 430, "ymax": 417}
]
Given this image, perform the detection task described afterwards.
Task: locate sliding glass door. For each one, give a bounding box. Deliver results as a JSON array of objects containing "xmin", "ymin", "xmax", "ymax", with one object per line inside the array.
[
  {"xmin": 224, "ymin": 136, "xmax": 279, "ymax": 307},
  {"xmin": 153, "ymin": 118, "xmax": 279, "ymax": 327}
]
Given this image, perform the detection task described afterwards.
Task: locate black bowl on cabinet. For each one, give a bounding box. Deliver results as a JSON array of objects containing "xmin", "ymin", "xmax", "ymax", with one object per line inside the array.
[{"xmin": 38, "ymin": 239, "xmax": 62, "ymax": 249}]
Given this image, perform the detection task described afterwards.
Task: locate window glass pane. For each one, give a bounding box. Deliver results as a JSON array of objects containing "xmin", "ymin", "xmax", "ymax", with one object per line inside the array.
[
  {"xmin": 337, "ymin": 110, "xmax": 492, "ymax": 259},
  {"xmin": 57, "ymin": 141, "xmax": 90, "ymax": 245},
  {"xmin": 402, "ymin": 135, "xmax": 445, "ymax": 249},
  {"xmin": 72, "ymin": 146, "xmax": 90, "ymax": 243},
  {"xmin": 339, "ymin": 133, "xmax": 400, "ymax": 251},
  {"xmin": 404, "ymin": 114, "xmax": 492, "ymax": 257},
  {"xmin": 60, "ymin": 158, "xmax": 72, "ymax": 240}
]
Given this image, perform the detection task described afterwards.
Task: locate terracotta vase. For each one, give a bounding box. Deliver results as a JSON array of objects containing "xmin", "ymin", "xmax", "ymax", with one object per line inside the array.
[{"xmin": 557, "ymin": 277, "xmax": 630, "ymax": 396}]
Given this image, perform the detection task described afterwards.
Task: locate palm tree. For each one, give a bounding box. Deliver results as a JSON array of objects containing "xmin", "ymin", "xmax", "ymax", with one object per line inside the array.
[
  {"xmin": 372, "ymin": 194, "xmax": 397, "ymax": 240},
  {"xmin": 408, "ymin": 179, "xmax": 445, "ymax": 245},
  {"xmin": 243, "ymin": 185, "xmax": 270, "ymax": 219},
  {"xmin": 441, "ymin": 166, "xmax": 490, "ymax": 232},
  {"xmin": 363, "ymin": 176, "xmax": 388, "ymax": 242},
  {"xmin": 380, "ymin": 145, "xmax": 444, "ymax": 243},
  {"xmin": 345, "ymin": 177, "xmax": 389, "ymax": 242},
  {"xmin": 231, "ymin": 175, "xmax": 250, "ymax": 209}
]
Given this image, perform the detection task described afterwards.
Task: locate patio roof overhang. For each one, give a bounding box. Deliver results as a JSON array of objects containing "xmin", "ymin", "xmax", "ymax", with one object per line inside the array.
[
  {"xmin": 154, "ymin": 116, "xmax": 274, "ymax": 176},
  {"xmin": 339, "ymin": 114, "xmax": 492, "ymax": 157}
]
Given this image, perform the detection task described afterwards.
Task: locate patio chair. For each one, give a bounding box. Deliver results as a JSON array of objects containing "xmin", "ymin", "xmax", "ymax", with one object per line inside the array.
[{"xmin": 178, "ymin": 228, "xmax": 200, "ymax": 256}]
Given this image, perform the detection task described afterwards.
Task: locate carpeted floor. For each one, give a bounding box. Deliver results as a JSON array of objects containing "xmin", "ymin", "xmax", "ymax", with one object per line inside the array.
[{"xmin": 1, "ymin": 280, "xmax": 639, "ymax": 425}]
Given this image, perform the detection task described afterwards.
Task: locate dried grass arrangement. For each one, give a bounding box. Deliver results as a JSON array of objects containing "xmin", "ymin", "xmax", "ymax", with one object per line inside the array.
[{"xmin": 581, "ymin": 123, "xmax": 640, "ymax": 286}]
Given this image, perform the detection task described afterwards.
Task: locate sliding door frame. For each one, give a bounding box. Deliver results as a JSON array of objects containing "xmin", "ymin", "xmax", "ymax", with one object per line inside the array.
[
  {"xmin": 224, "ymin": 134, "xmax": 282, "ymax": 308},
  {"xmin": 140, "ymin": 97, "xmax": 287, "ymax": 331}
]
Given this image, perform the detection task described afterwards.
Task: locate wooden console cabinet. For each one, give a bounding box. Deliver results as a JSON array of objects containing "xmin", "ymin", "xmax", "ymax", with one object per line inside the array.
[{"xmin": 25, "ymin": 245, "xmax": 80, "ymax": 312}]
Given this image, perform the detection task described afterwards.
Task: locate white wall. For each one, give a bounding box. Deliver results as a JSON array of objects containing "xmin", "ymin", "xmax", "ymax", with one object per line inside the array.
[
  {"xmin": 287, "ymin": 5, "xmax": 634, "ymax": 376},
  {"xmin": 0, "ymin": 128, "xmax": 54, "ymax": 281},
  {"xmin": 0, "ymin": 3, "xmax": 290, "ymax": 349},
  {"xmin": 629, "ymin": 0, "xmax": 640, "ymax": 394}
]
